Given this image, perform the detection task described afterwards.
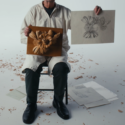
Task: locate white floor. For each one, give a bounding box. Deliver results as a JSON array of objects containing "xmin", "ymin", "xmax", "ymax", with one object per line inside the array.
[{"xmin": 0, "ymin": 42, "xmax": 125, "ymax": 125}]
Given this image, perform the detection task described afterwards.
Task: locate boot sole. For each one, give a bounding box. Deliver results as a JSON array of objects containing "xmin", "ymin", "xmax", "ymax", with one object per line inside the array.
[
  {"xmin": 23, "ymin": 106, "xmax": 37, "ymax": 124},
  {"xmin": 53, "ymin": 100, "xmax": 69, "ymax": 120}
]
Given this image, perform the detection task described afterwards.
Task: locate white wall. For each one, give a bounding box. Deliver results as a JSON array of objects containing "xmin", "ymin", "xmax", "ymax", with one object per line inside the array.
[
  {"xmin": 0, "ymin": 0, "xmax": 124, "ymax": 41},
  {"xmin": 0, "ymin": 0, "xmax": 125, "ymax": 43},
  {"xmin": 0, "ymin": 0, "xmax": 125, "ymax": 78}
]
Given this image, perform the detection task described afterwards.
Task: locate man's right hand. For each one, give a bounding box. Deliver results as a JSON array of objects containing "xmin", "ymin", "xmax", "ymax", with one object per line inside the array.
[{"xmin": 24, "ymin": 24, "xmax": 32, "ymax": 37}]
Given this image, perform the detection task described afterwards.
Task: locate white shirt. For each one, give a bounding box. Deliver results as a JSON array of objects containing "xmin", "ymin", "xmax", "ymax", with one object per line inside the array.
[{"xmin": 20, "ymin": 0, "xmax": 71, "ymax": 75}]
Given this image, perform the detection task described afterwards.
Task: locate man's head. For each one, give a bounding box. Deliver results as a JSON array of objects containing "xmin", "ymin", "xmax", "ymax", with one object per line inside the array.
[{"xmin": 43, "ymin": 0, "xmax": 55, "ymax": 8}]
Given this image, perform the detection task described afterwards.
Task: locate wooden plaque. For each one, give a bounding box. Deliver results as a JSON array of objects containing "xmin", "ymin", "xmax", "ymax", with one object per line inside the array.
[{"xmin": 27, "ymin": 26, "xmax": 63, "ymax": 56}]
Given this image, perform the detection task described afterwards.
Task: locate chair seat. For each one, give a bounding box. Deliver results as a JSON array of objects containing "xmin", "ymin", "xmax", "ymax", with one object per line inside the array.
[{"xmin": 40, "ymin": 66, "xmax": 53, "ymax": 75}]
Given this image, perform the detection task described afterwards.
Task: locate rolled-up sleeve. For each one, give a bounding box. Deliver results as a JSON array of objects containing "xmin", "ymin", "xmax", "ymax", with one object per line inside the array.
[
  {"xmin": 20, "ymin": 7, "xmax": 35, "ymax": 44},
  {"xmin": 67, "ymin": 9, "xmax": 71, "ymax": 30}
]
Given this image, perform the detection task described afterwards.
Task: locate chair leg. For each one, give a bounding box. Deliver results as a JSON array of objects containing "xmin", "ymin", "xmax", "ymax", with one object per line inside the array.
[{"xmin": 65, "ymin": 83, "xmax": 68, "ymax": 105}]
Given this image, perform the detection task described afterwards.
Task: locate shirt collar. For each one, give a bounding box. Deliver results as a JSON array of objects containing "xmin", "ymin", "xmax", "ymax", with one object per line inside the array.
[{"xmin": 39, "ymin": 0, "xmax": 59, "ymax": 9}]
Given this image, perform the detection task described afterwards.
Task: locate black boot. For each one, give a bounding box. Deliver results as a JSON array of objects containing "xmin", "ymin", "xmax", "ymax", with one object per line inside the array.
[
  {"xmin": 24, "ymin": 68, "xmax": 41, "ymax": 104},
  {"xmin": 23, "ymin": 68, "xmax": 41, "ymax": 124},
  {"xmin": 53, "ymin": 95, "xmax": 70, "ymax": 120},
  {"xmin": 22, "ymin": 103, "xmax": 37, "ymax": 124},
  {"xmin": 52, "ymin": 62, "xmax": 70, "ymax": 119}
]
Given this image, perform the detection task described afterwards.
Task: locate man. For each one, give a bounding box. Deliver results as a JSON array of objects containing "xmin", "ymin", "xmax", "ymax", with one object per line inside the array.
[{"xmin": 20, "ymin": 0, "xmax": 102, "ymax": 124}]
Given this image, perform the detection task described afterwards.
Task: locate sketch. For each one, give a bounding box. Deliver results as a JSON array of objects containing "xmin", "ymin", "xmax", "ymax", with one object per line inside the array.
[
  {"xmin": 69, "ymin": 87, "xmax": 107, "ymax": 105},
  {"xmin": 81, "ymin": 16, "xmax": 111, "ymax": 38},
  {"xmin": 75, "ymin": 85, "xmax": 85, "ymax": 89},
  {"xmin": 72, "ymin": 89, "xmax": 88, "ymax": 98},
  {"xmin": 71, "ymin": 10, "xmax": 115, "ymax": 44}
]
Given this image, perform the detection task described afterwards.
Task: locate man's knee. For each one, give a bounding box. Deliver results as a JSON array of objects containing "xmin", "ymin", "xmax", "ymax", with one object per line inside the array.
[
  {"xmin": 52, "ymin": 62, "xmax": 69, "ymax": 74},
  {"xmin": 25, "ymin": 68, "xmax": 40, "ymax": 78}
]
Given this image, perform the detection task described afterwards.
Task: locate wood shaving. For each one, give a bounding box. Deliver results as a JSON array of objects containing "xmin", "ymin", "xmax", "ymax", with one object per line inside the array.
[
  {"xmin": 21, "ymin": 100, "xmax": 25, "ymax": 103},
  {"xmin": 68, "ymin": 57, "xmax": 79, "ymax": 63},
  {"xmin": 20, "ymin": 75, "xmax": 25, "ymax": 81},
  {"xmin": 0, "ymin": 62, "xmax": 14, "ymax": 70},
  {"xmin": 88, "ymin": 59, "xmax": 93, "ymax": 61},
  {"xmin": 15, "ymin": 73, "xmax": 25, "ymax": 81},
  {"xmin": 0, "ymin": 107, "xmax": 5, "ymax": 111},
  {"xmin": 50, "ymin": 96, "xmax": 53, "ymax": 99},
  {"xmin": 95, "ymin": 63, "xmax": 99, "ymax": 65},
  {"xmin": 39, "ymin": 97, "xmax": 43, "ymax": 100},
  {"xmin": 8, "ymin": 107, "xmax": 16, "ymax": 113},
  {"xmin": 69, "ymin": 52, "xmax": 73, "ymax": 54},
  {"xmin": 9, "ymin": 89, "xmax": 14, "ymax": 91},
  {"xmin": 21, "ymin": 58, "xmax": 25, "ymax": 60},
  {"xmin": 79, "ymin": 66, "xmax": 85, "ymax": 69},
  {"xmin": 41, "ymin": 102, "xmax": 44, "ymax": 105},
  {"xmin": 118, "ymin": 110, "xmax": 123, "ymax": 113},
  {"xmin": 74, "ymin": 76, "xmax": 83, "ymax": 79},
  {"xmin": 88, "ymin": 76, "xmax": 92, "ymax": 79},
  {"xmin": 121, "ymin": 102, "xmax": 124, "ymax": 104},
  {"xmin": 93, "ymin": 76, "xmax": 97, "ymax": 79},
  {"xmin": 68, "ymin": 60, "xmax": 79, "ymax": 63},
  {"xmin": 37, "ymin": 101, "xmax": 41, "ymax": 103},
  {"xmin": 46, "ymin": 113, "xmax": 52, "ymax": 116},
  {"xmin": 43, "ymin": 71, "xmax": 48, "ymax": 73}
]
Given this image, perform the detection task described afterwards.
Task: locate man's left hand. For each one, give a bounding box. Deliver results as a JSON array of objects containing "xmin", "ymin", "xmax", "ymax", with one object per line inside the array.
[{"xmin": 94, "ymin": 6, "xmax": 102, "ymax": 15}]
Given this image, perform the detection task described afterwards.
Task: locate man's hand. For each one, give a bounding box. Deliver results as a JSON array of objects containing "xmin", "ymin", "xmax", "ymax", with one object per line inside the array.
[
  {"xmin": 24, "ymin": 24, "xmax": 32, "ymax": 37},
  {"xmin": 94, "ymin": 6, "xmax": 102, "ymax": 15}
]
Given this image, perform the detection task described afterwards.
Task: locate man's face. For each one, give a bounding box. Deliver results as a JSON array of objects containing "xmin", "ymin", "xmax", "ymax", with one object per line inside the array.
[{"xmin": 43, "ymin": 0, "xmax": 55, "ymax": 8}]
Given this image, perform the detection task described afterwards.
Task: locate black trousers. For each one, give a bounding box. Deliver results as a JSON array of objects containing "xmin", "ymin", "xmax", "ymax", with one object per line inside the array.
[{"xmin": 25, "ymin": 60, "xmax": 70, "ymax": 104}]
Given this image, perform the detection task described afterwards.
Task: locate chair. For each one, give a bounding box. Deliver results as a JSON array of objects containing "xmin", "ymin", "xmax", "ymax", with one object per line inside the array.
[{"xmin": 37, "ymin": 62, "xmax": 68, "ymax": 105}]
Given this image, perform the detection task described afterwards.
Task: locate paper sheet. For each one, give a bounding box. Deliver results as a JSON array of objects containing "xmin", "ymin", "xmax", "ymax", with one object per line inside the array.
[
  {"xmin": 69, "ymin": 87, "xmax": 106, "ymax": 105},
  {"xmin": 6, "ymin": 89, "xmax": 26, "ymax": 101},
  {"xmin": 71, "ymin": 10, "xmax": 115, "ymax": 44},
  {"xmin": 84, "ymin": 98, "xmax": 110, "ymax": 109},
  {"xmin": 15, "ymin": 85, "xmax": 26, "ymax": 95},
  {"xmin": 82, "ymin": 81, "xmax": 118, "ymax": 101},
  {"xmin": 69, "ymin": 81, "xmax": 117, "ymax": 108}
]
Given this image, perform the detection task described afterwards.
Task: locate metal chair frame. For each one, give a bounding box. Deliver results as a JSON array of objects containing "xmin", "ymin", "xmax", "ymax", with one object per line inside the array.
[{"xmin": 37, "ymin": 64, "xmax": 68, "ymax": 105}]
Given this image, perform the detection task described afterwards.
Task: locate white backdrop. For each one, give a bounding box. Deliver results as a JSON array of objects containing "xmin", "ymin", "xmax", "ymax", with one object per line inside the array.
[
  {"xmin": 0, "ymin": 0, "xmax": 125, "ymax": 54},
  {"xmin": 0, "ymin": 0, "xmax": 125, "ymax": 89},
  {"xmin": 0, "ymin": 0, "xmax": 125, "ymax": 125},
  {"xmin": 0, "ymin": 0, "xmax": 125, "ymax": 46}
]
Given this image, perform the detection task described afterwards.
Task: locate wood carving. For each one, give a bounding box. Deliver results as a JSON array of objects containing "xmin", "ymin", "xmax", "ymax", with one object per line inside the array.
[{"xmin": 29, "ymin": 30, "xmax": 61, "ymax": 54}]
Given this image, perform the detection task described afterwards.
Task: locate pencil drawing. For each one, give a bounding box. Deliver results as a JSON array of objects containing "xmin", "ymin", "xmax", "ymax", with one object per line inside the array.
[
  {"xmin": 81, "ymin": 16, "xmax": 111, "ymax": 38},
  {"xmin": 75, "ymin": 85, "xmax": 85, "ymax": 89},
  {"xmin": 72, "ymin": 90, "xmax": 88, "ymax": 98}
]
